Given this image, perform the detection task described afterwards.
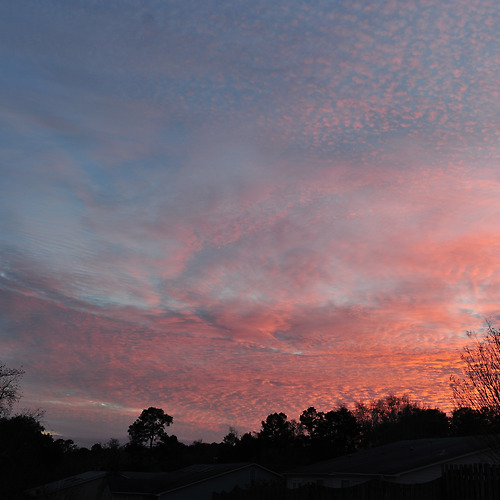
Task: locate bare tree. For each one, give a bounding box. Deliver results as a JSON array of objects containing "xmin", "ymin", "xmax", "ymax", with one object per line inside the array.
[
  {"xmin": 450, "ymin": 323, "xmax": 500, "ymax": 460},
  {"xmin": 0, "ymin": 362, "xmax": 24, "ymax": 417},
  {"xmin": 451, "ymin": 323, "xmax": 500, "ymax": 419}
]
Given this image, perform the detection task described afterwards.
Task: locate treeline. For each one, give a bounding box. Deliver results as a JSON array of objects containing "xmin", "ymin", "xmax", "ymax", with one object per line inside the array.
[
  {"xmin": 217, "ymin": 395, "xmax": 496, "ymax": 468},
  {"xmin": 3, "ymin": 394, "xmax": 498, "ymax": 497}
]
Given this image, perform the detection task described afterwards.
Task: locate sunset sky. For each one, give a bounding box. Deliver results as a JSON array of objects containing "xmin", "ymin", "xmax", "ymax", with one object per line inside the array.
[{"xmin": 1, "ymin": 0, "xmax": 500, "ymax": 446}]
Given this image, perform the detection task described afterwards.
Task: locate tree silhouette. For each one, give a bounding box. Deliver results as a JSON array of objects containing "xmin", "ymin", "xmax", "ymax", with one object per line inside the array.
[
  {"xmin": 450, "ymin": 407, "xmax": 492, "ymax": 436},
  {"xmin": 319, "ymin": 407, "xmax": 360, "ymax": 453},
  {"xmin": 449, "ymin": 323, "xmax": 500, "ymax": 456},
  {"xmin": 299, "ymin": 407, "xmax": 323, "ymax": 440},
  {"xmin": 0, "ymin": 362, "xmax": 24, "ymax": 417},
  {"xmin": 451, "ymin": 324, "xmax": 500, "ymax": 424},
  {"xmin": 259, "ymin": 412, "xmax": 296, "ymax": 445},
  {"xmin": 355, "ymin": 394, "xmax": 447, "ymax": 446},
  {"xmin": 298, "ymin": 406, "xmax": 360, "ymax": 460},
  {"xmin": 128, "ymin": 407, "xmax": 173, "ymax": 449},
  {"xmin": 0, "ymin": 413, "xmax": 63, "ymax": 495}
]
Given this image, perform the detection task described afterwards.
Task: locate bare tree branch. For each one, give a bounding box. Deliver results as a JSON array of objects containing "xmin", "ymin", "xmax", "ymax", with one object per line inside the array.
[{"xmin": 0, "ymin": 362, "xmax": 25, "ymax": 417}]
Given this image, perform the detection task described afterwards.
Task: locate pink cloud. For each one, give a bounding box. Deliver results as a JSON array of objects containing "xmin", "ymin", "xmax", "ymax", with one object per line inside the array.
[{"xmin": 2, "ymin": 0, "xmax": 500, "ymax": 445}]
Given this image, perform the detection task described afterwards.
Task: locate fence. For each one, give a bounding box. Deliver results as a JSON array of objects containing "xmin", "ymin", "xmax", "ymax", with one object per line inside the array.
[
  {"xmin": 442, "ymin": 463, "xmax": 500, "ymax": 500},
  {"xmin": 213, "ymin": 464, "xmax": 500, "ymax": 500}
]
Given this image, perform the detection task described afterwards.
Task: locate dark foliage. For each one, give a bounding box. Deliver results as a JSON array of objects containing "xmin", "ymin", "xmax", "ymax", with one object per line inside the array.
[
  {"xmin": 449, "ymin": 407, "xmax": 494, "ymax": 436},
  {"xmin": 128, "ymin": 407, "xmax": 173, "ymax": 449},
  {"xmin": 355, "ymin": 394, "xmax": 449, "ymax": 446},
  {"xmin": 10, "ymin": 397, "xmax": 496, "ymax": 494},
  {"xmin": 216, "ymin": 398, "xmax": 449, "ymax": 468},
  {"xmin": 0, "ymin": 414, "xmax": 63, "ymax": 498}
]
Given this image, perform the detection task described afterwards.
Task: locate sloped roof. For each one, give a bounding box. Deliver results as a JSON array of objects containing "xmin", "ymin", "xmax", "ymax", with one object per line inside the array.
[
  {"xmin": 26, "ymin": 471, "xmax": 108, "ymax": 496},
  {"xmin": 108, "ymin": 462, "xmax": 281, "ymax": 495},
  {"xmin": 287, "ymin": 437, "xmax": 490, "ymax": 477}
]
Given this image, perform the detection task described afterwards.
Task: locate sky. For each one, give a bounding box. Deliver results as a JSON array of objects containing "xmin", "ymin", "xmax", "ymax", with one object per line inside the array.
[{"xmin": 1, "ymin": 0, "xmax": 500, "ymax": 446}]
